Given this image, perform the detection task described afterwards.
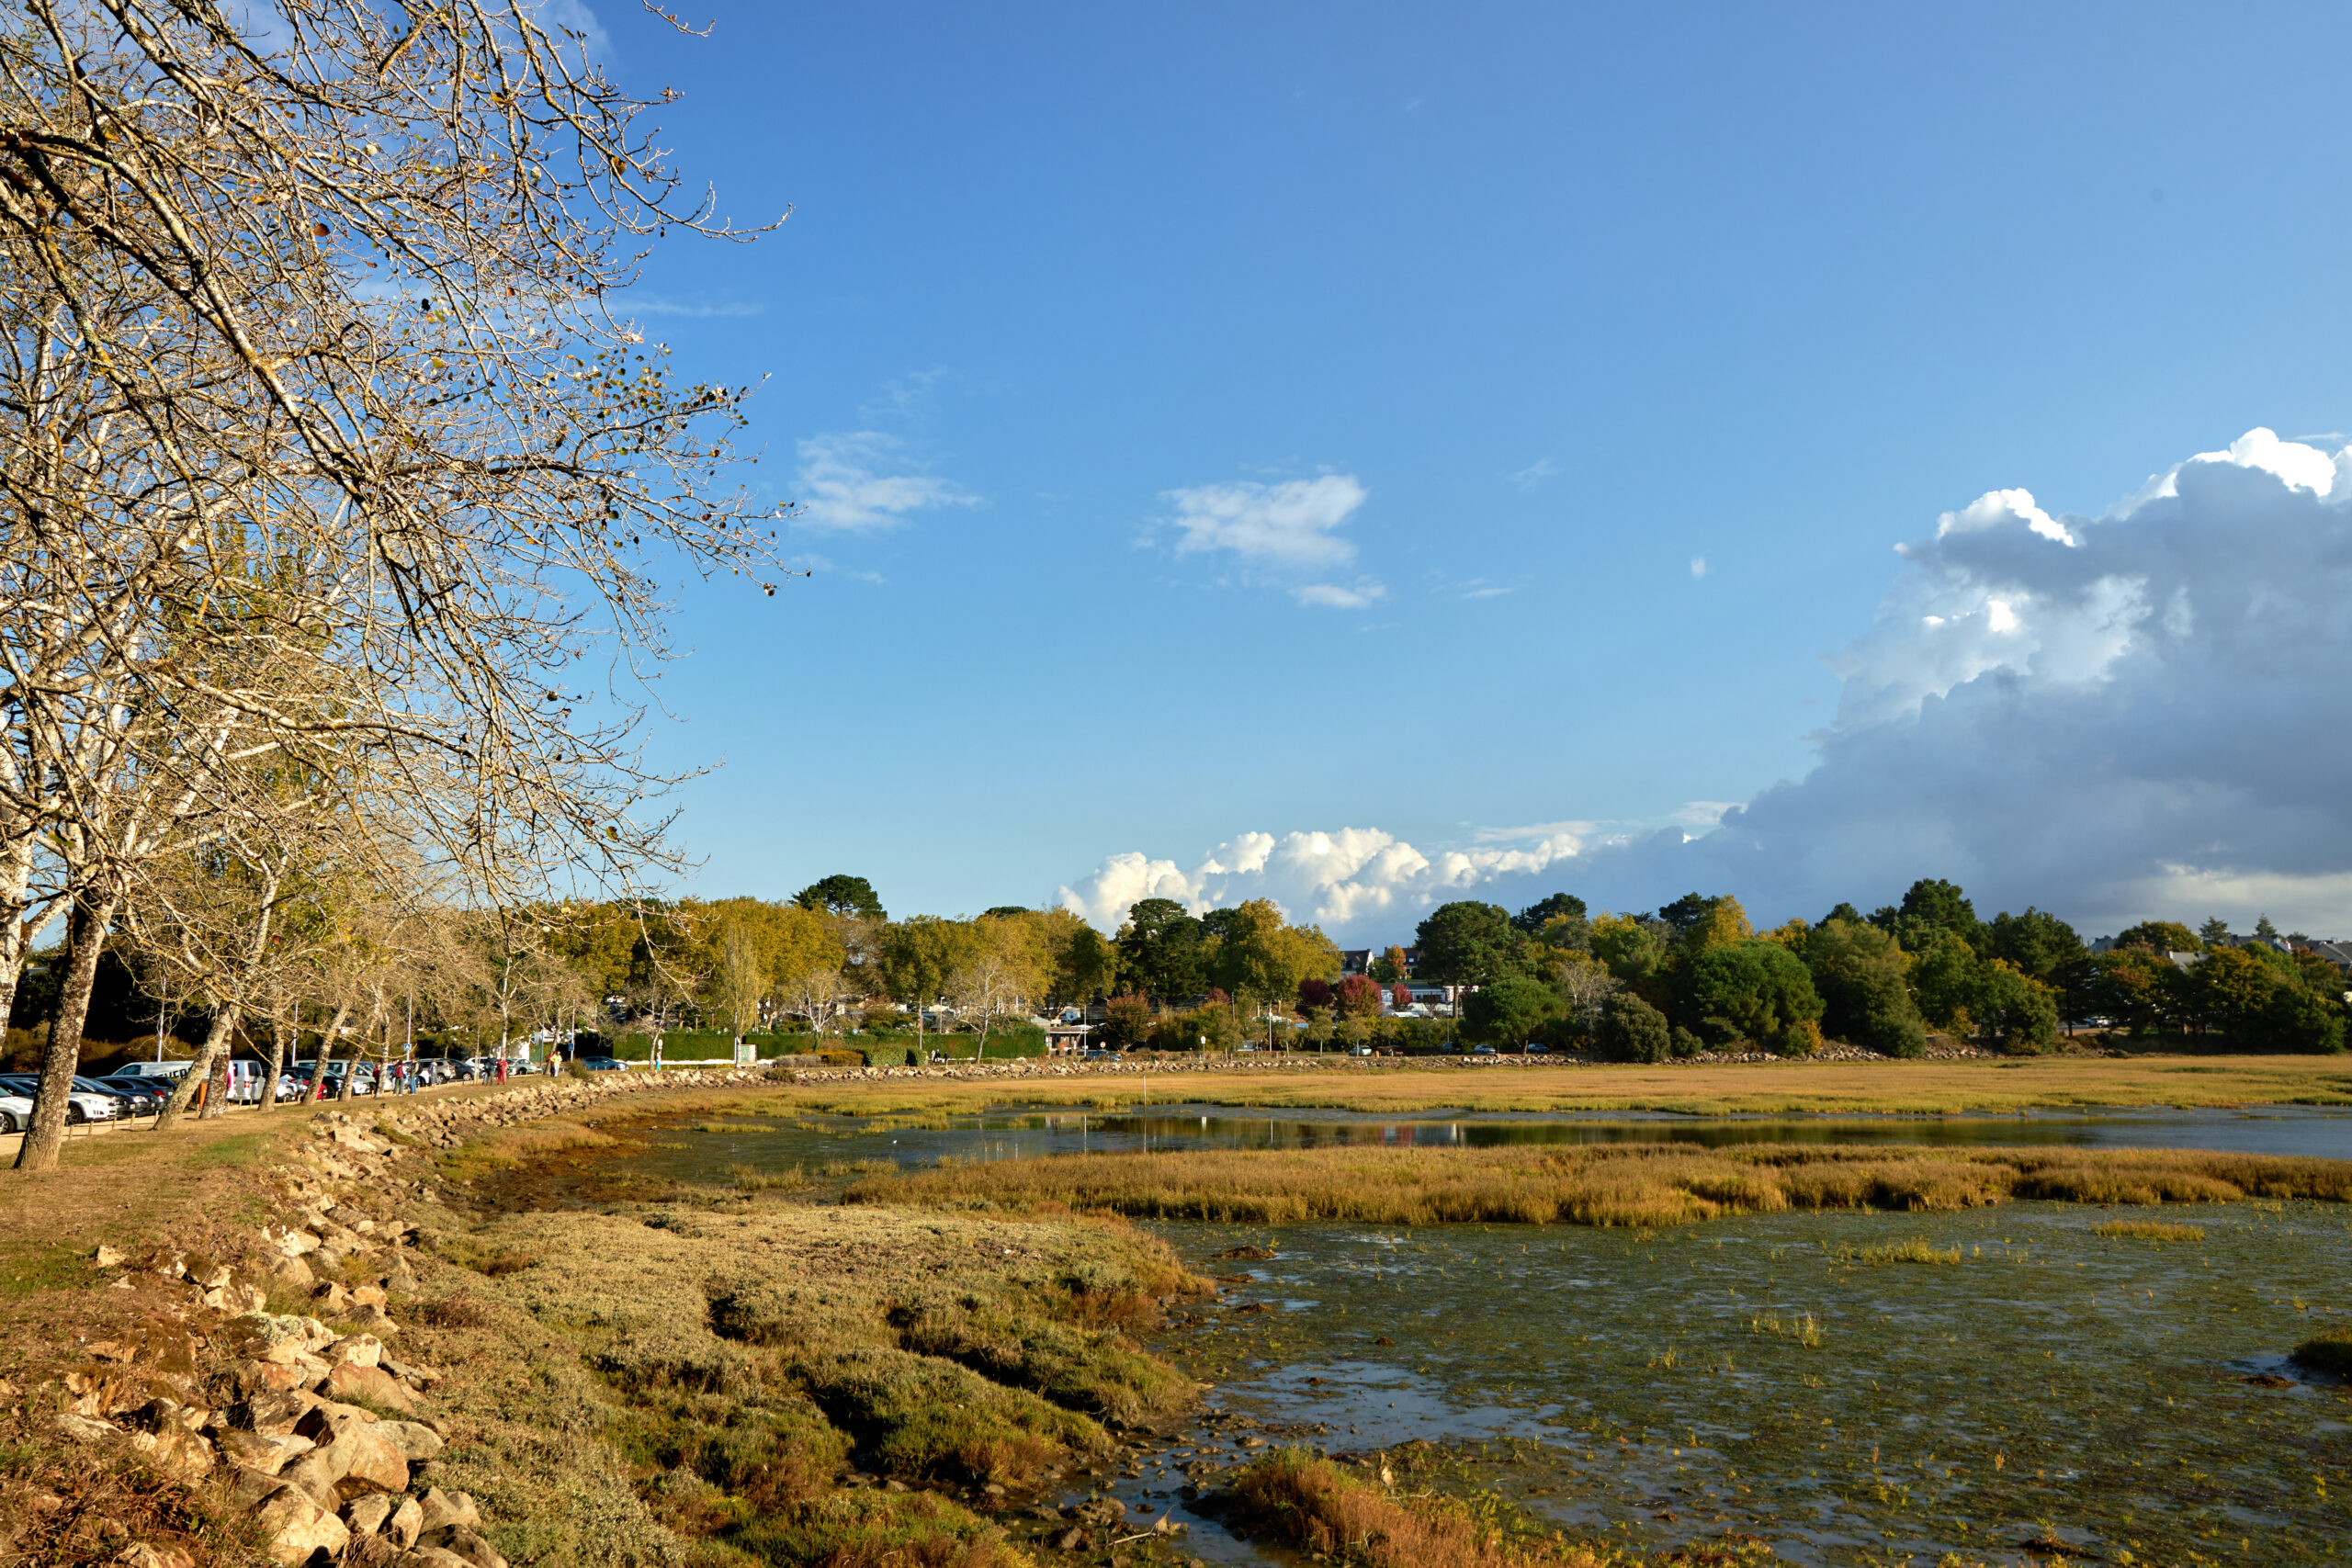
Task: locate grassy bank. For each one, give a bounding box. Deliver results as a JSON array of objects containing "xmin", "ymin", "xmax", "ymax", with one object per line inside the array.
[
  {"xmin": 843, "ymin": 1142, "xmax": 2352, "ymax": 1227},
  {"xmin": 763, "ymin": 1053, "xmax": 2352, "ymax": 1118}
]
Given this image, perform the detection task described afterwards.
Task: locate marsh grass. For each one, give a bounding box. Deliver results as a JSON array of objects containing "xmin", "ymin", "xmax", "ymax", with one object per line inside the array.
[
  {"xmin": 1747, "ymin": 1311, "xmax": 1825, "ymax": 1347},
  {"xmin": 1229, "ymin": 1447, "xmax": 1771, "ymax": 1567},
  {"xmin": 2093, "ymin": 1219, "xmax": 2206, "ymax": 1242},
  {"xmin": 2290, "ymin": 1326, "xmax": 2352, "ymax": 1377},
  {"xmin": 763, "ymin": 1054, "xmax": 2352, "ymax": 1120},
  {"xmin": 844, "ymin": 1144, "xmax": 2352, "ymax": 1229},
  {"xmin": 1834, "ymin": 1236, "xmax": 1962, "ymax": 1266}
]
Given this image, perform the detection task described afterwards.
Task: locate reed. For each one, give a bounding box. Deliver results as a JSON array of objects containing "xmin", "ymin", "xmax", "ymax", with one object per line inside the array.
[
  {"xmin": 845, "ymin": 1143, "xmax": 2352, "ymax": 1229},
  {"xmin": 2091, "ymin": 1219, "xmax": 2205, "ymax": 1242}
]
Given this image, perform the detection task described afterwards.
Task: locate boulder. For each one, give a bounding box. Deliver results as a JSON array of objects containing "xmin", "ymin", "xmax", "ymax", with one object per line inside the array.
[
  {"xmin": 412, "ymin": 1489, "xmax": 480, "ymax": 1535},
  {"xmin": 237, "ymin": 1390, "xmax": 320, "ymax": 1438},
  {"xmin": 324, "ymin": 1334, "xmax": 385, "ymax": 1369},
  {"xmin": 233, "ymin": 1359, "xmax": 308, "ymax": 1395},
  {"xmin": 395, "ymin": 1550, "xmax": 473, "ymax": 1568},
  {"xmin": 419, "ymin": 1528, "xmax": 503, "ymax": 1568},
  {"xmin": 350, "ymin": 1304, "xmax": 400, "ymax": 1337},
  {"xmin": 381, "ymin": 1422, "xmax": 445, "ymax": 1461},
  {"xmin": 343, "ymin": 1495, "xmax": 396, "ymax": 1535},
  {"xmin": 127, "ymin": 1427, "xmax": 216, "ymax": 1483},
  {"xmin": 385, "ymin": 1495, "xmax": 424, "ymax": 1549},
  {"xmin": 323, "ymin": 1362, "xmax": 417, "ymax": 1414},
  {"xmin": 216, "ymin": 1429, "xmax": 314, "ymax": 1475},
  {"xmin": 322, "ymin": 1423, "xmax": 410, "ymax": 1497},
  {"xmin": 256, "ymin": 1485, "xmax": 349, "ymax": 1566},
  {"xmin": 55, "ymin": 1413, "xmax": 119, "ymax": 1443},
  {"xmin": 94, "ymin": 1245, "xmax": 127, "ymax": 1268}
]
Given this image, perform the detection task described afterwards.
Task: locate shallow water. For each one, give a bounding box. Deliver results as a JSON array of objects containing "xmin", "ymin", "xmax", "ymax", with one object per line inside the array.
[
  {"xmin": 1148, "ymin": 1203, "xmax": 2352, "ymax": 1565},
  {"xmin": 626, "ymin": 1101, "xmax": 2352, "ymax": 1190},
  {"xmin": 599, "ymin": 1109, "xmax": 2352, "ymax": 1563}
]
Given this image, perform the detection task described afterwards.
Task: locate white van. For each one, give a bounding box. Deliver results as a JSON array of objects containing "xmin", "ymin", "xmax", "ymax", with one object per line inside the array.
[{"xmin": 115, "ymin": 1058, "xmax": 268, "ymax": 1103}]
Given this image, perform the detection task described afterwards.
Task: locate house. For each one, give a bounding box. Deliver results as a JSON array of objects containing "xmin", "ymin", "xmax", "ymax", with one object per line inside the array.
[
  {"xmin": 1338, "ymin": 949, "xmax": 1374, "ymax": 977},
  {"xmin": 1045, "ymin": 1024, "xmax": 1093, "ymax": 1056}
]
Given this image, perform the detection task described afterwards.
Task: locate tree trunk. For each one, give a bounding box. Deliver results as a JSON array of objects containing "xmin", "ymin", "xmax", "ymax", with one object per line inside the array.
[
  {"xmin": 263, "ymin": 995, "xmax": 288, "ymax": 1113},
  {"xmin": 157, "ymin": 1001, "xmax": 241, "ymax": 1130},
  {"xmin": 0, "ymin": 839, "xmax": 41, "ymax": 1055},
  {"xmin": 14, "ymin": 892, "xmax": 119, "ymax": 1172},
  {"xmin": 305, "ymin": 1004, "xmax": 349, "ymax": 1103},
  {"xmin": 199, "ymin": 1030, "xmax": 234, "ymax": 1120}
]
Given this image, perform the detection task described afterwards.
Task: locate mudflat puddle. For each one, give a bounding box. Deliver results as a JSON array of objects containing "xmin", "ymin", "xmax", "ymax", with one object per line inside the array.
[
  {"xmin": 628, "ymin": 1102, "xmax": 2352, "ymax": 1189},
  {"xmin": 1147, "ymin": 1203, "xmax": 2352, "ymax": 1566}
]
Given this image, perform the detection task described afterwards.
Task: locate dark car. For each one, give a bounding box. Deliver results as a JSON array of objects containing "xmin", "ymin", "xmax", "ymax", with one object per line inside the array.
[
  {"xmin": 86, "ymin": 1076, "xmax": 169, "ymax": 1116},
  {"xmin": 577, "ymin": 1056, "xmax": 628, "ymax": 1072}
]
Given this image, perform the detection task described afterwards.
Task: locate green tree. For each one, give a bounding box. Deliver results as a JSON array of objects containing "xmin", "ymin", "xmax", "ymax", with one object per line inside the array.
[
  {"xmin": 1099, "ymin": 993, "xmax": 1151, "ymax": 1049},
  {"xmin": 1971, "ymin": 962, "xmax": 2059, "ymax": 1054},
  {"xmin": 1597, "ymin": 992, "xmax": 1670, "ymax": 1063},
  {"xmin": 1984, "ymin": 908, "xmax": 2086, "ymax": 986},
  {"xmin": 1204, "ymin": 899, "xmax": 1340, "ymax": 1010},
  {"xmin": 1114, "ymin": 897, "xmax": 1207, "ymax": 1002},
  {"xmin": 2255, "ymin": 914, "xmax": 2281, "ymax": 941},
  {"xmin": 2254, "ymin": 982, "xmax": 2346, "ymax": 1054},
  {"xmin": 2198, "ymin": 917, "xmax": 2233, "ymax": 947},
  {"xmin": 1589, "ymin": 914, "xmax": 1667, "ymax": 988},
  {"xmin": 1412, "ymin": 901, "xmax": 1530, "ymax": 987},
  {"xmin": 1684, "ymin": 941, "xmax": 1825, "ymax": 1055},
  {"xmin": 1369, "ymin": 943, "xmax": 1411, "ymax": 984},
  {"xmin": 1884, "ymin": 878, "xmax": 1985, "ymax": 953},
  {"xmin": 1513, "ymin": 893, "xmax": 1589, "ymax": 937},
  {"xmin": 792, "ymin": 874, "xmax": 886, "ymax": 920},
  {"xmin": 2115, "ymin": 920, "xmax": 2199, "ymax": 953},
  {"xmin": 1463, "ymin": 975, "xmax": 1558, "ymax": 1046},
  {"xmin": 1908, "ymin": 932, "xmax": 1980, "ymax": 1030},
  {"xmin": 2089, "ymin": 948, "xmax": 2176, "ymax": 1035},
  {"xmin": 1804, "ymin": 918, "xmax": 1928, "ymax": 1057}
]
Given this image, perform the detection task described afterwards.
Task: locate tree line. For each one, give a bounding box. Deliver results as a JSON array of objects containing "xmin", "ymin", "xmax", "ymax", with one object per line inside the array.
[{"xmin": 1415, "ymin": 881, "xmax": 2346, "ymax": 1057}]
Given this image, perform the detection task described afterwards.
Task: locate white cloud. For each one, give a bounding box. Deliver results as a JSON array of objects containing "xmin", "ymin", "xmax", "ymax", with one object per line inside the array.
[
  {"xmin": 1507, "ymin": 458, "xmax": 1557, "ymax": 493},
  {"xmin": 792, "ymin": 432, "xmax": 976, "ymax": 532},
  {"xmin": 1058, "ymin": 825, "xmax": 1584, "ymax": 934},
  {"xmin": 1690, "ymin": 556, "xmax": 1708, "ymax": 579},
  {"xmin": 1453, "ymin": 428, "xmax": 2352, "ymax": 937},
  {"xmin": 1294, "ymin": 581, "xmax": 1386, "ymax": 609},
  {"xmin": 1165, "ymin": 475, "xmax": 1367, "ymax": 569}
]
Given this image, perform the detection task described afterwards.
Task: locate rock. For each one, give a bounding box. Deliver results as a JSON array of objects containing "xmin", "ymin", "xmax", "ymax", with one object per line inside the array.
[
  {"xmin": 322, "ymin": 1423, "xmax": 411, "ymax": 1497},
  {"xmin": 56, "ymin": 1413, "xmax": 120, "ymax": 1443},
  {"xmin": 384, "ymin": 1258, "xmax": 419, "ymax": 1294},
  {"xmin": 413, "ymin": 1488, "xmax": 481, "ymax": 1535},
  {"xmin": 396, "ymin": 1549, "xmax": 473, "ymax": 1568},
  {"xmin": 114, "ymin": 1543, "xmax": 195, "ymax": 1568},
  {"xmin": 234, "ymin": 1359, "xmax": 309, "ymax": 1394},
  {"xmin": 273, "ymin": 1450, "xmax": 344, "ymax": 1510},
  {"xmin": 382, "ymin": 1421, "xmax": 445, "ymax": 1461},
  {"xmin": 385, "ymin": 1495, "xmax": 424, "ymax": 1549},
  {"xmin": 216, "ymin": 1429, "xmax": 315, "ymax": 1475},
  {"xmin": 195, "ymin": 1263, "xmax": 233, "ymax": 1290},
  {"xmin": 344, "ymin": 1494, "xmax": 396, "ymax": 1535},
  {"xmin": 312, "ymin": 1282, "xmax": 353, "ymax": 1314},
  {"xmin": 94, "ymin": 1245, "xmax": 127, "ymax": 1268},
  {"xmin": 127, "ymin": 1427, "xmax": 216, "ymax": 1482},
  {"xmin": 350, "ymin": 1283, "xmax": 389, "ymax": 1309},
  {"xmin": 380, "ymin": 1358, "xmax": 440, "ymax": 1387},
  {"xmin": 236, "ymin": 1390, "xmax": 318, "ymax": 1438},
  {"xmin": 275, "ymin": 1230, "xmax": 322, "ymax": 1258},
  {"xmin": 349, "ymin": 1303, "xmax": 399, "ymax": 1337},
  {"xmin": 256, "ymin": 1485, "xmax": 350, "ymax": 1566},
  {"xmin": 324, "ymin": 1362, "xmax": 417, "ymax": 1414},
  {"xmin": 325, "ymin": 1334, "xmax": 385, "ymax": 1369},
  {"xmin": 230, "ymin": 1469, "xmax": 291, "ymax": 1509},
  {"xmin": 312, "ymin": 1247, "xmax": 345, "ymax": 1274},
  {"xmin": 266, "ymin": 1254, "xmax": 316, "ymax": 1288},
  {"xmin": 420, "ymin": 1527, "xmax": 503, "ymax": 1568}
]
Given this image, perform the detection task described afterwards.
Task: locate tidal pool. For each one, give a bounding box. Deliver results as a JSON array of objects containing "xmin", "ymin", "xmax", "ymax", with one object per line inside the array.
[{"xmin": 1152, "ymin": 1203, "xmax": 2352, "ymax": 1566}]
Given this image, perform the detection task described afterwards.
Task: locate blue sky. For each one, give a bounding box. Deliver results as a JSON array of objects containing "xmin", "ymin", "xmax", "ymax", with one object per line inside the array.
[{"xmin": 599, "ymin": 2, "xmax": 2352, "ymax": 940}]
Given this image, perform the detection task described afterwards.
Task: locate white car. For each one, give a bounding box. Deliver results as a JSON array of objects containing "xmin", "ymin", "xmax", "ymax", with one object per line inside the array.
[
  {"xmin": 0, "ymin": 1092, "xmax": 30, "ymax": 1134},
  {"xmin": 0, "ymin": 1085, "xmax": 115, "ymax": 1127}
]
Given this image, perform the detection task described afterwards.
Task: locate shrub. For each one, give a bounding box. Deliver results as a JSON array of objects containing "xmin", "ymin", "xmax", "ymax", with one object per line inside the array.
[
  {"xmin": 1597, "ymin": 993, "xmax": 1670, "ymax": 1063},
  {"xmin": 1972, "ymin": 962, "xmax": 2060, "ymax": 1054},
  {"xmin": 1462, "ymin": 975, "xmax": 1558, "ymax": 1046},
  {"xmin": 2291, "ymin": 1326, "xmax": 2352, "ymax": 1376},
  {"xmin": 1684, "ymin": 940, "xmax": 1825, "ymax": 1052}
]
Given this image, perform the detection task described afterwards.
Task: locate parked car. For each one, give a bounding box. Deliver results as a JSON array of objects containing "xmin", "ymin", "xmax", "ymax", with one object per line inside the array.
[
  {"xmin": 85, "ymin": 1076, "xmax": 168, "ymax": 1117},
  {"xmin": 0, "ymin": 1091, "xmax": 31, "ymax": 1134},
  {"xmin": 1524, "ymin": 1043, "xmax": 1550, "ymax": 1055},
  {"xmin": 577, "ymin": 1056, "xmax": 628, "ymax": 1073},
  {"xmin": 1470, "ymin": 1043, "xmax": 1499, "ymax": 1055},
  {"xmin": 1350, "ymin": 1044, "xmax": 1374, "ymax": 1056},
  {"xmin": 112, "ymin": 1060, "xmax": 194, "ymax": 1082},
  {"xmin": 0, "ymin": 1075, "xmax": 119, "ymax": 1123}
]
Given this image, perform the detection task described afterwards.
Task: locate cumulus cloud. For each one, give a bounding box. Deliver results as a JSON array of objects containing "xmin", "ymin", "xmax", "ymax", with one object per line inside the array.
[
  {"xmin": 1165, "ymin": 475, "xmax": 1368, "ymax": 569},
  {"xmin": 1075, "ymin": 429, "xmax": 2352, "ymax": 941},
  {"xmin": 792, "ymin": 432, "xmax": 976, "ymax": 531},
  {"xmin": 1058, "ymin": 825, "xmax": 1585, "ymax": 933},
  {"xmin": 1465, "ymin": 427, "xmax": 2352, "ymax": 936}
]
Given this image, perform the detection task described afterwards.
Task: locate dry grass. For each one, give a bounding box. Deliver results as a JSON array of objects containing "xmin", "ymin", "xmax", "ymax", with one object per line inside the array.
[
  {"xmin": 845, "ymin": 1143, "xmax": 2352, "ymax": 1229},
  {"xmin": 761, "ymin": 1053, "xmax": 2352, "ymax": 1119},
  {"xmin": 1230, "ymin": 1448, "xmax": 1783, "ymax": 1567},
  {"xmin": 2092, "ymin": 1219, "xmax": 2206, "ymax": 1242}
]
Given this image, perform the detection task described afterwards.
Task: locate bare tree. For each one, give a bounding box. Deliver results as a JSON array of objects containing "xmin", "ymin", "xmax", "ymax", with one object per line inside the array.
[{"xmin": 0, "ymin": 2, "xmax": 793, "ymax": 1168}]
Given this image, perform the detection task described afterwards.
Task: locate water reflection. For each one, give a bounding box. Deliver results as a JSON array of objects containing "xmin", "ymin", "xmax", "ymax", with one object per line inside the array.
[{"xmin": 626, "ymin": 1101, "xmax": 2352, "ymax": 1189}]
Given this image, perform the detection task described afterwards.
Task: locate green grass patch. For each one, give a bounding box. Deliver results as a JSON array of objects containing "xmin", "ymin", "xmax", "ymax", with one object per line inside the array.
[{"xmin": 2093, "ymin": 1218, "xmax": 2206, "ymax": 1242}]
